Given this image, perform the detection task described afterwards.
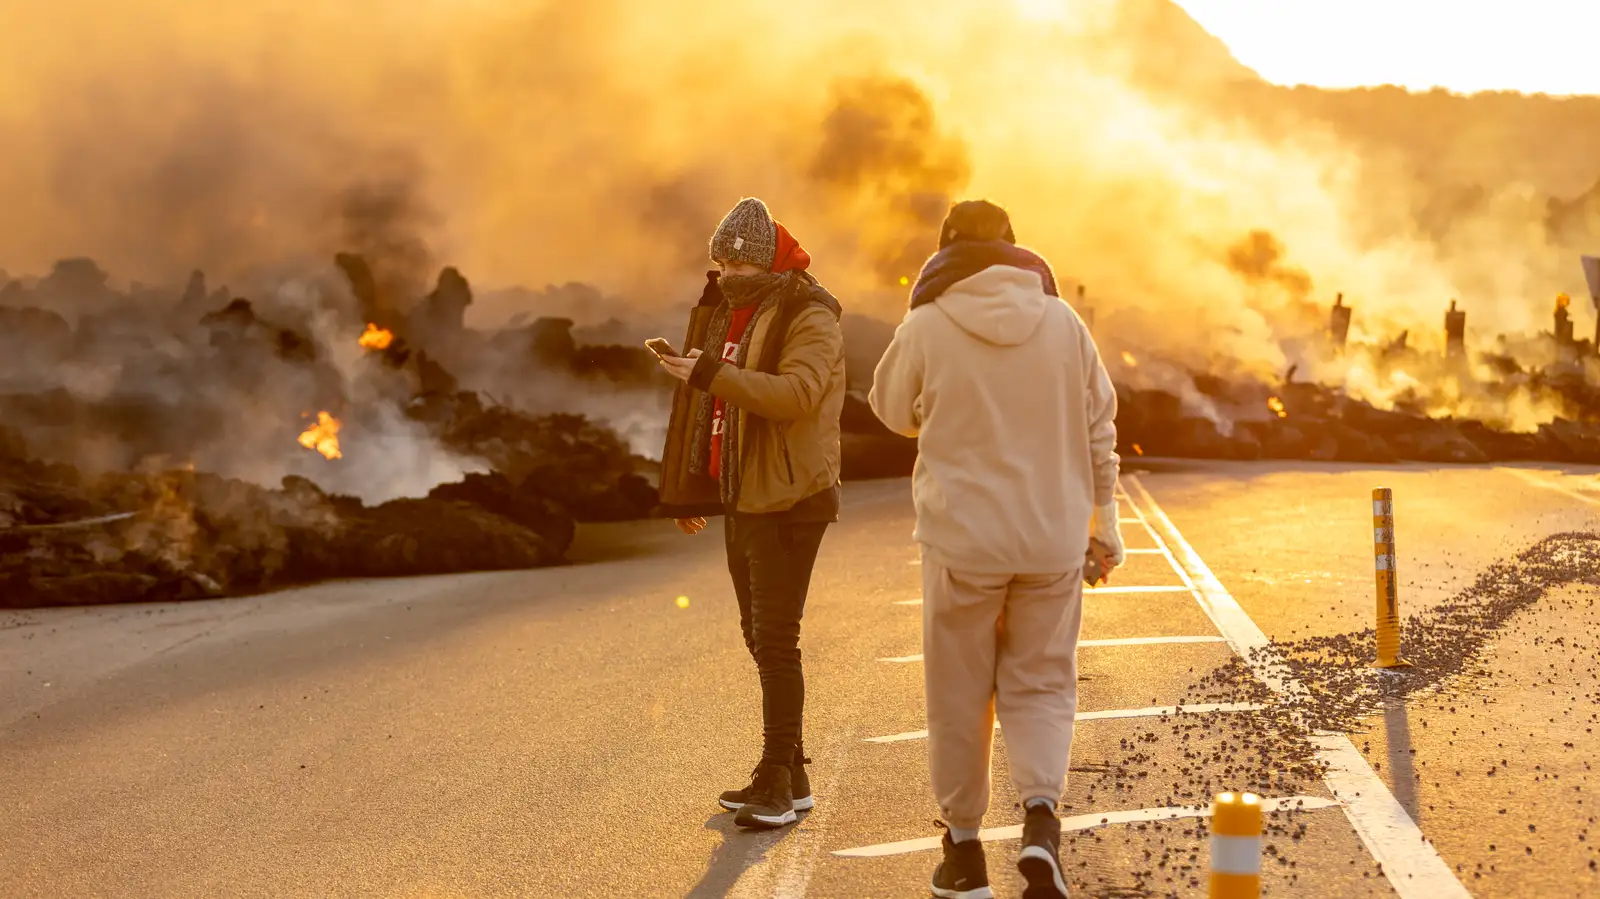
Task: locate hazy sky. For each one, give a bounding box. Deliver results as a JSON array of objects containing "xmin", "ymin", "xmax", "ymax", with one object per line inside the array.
[{"xmin": 1171, "ymin": 1, "xmax": 1597, "ymax": 95}]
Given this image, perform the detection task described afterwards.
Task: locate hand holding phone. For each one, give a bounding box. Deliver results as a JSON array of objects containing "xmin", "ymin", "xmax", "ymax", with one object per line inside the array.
[
  {"xmin": 1083, "ymin": 537, "xmax": 1115, "ymax": 586},
  {"xmin": 646, "ymin": 338, "xmax": 680, "ymax": 359}
]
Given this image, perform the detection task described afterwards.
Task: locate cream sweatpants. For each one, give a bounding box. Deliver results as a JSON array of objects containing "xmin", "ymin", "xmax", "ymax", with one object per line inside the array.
[{"xmin": 922, "ymin": 553, "xmax": 1084, "ymax": 829}]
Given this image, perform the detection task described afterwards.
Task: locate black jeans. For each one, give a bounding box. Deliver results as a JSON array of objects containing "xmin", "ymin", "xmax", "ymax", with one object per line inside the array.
[{"xmin": 724, "ymin": 512, "xmax": 829, "ymax": 767}]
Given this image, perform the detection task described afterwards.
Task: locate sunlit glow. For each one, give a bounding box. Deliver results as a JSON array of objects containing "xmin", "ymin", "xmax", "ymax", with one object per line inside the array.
[
  {"xmin": 675, "ymin": 595, "xmax": 690, "ymax": 609},
  {"xmin": 298, "ymin": 411, "xmax": 342, "ymax": 460},
  {"xmin": 1012, "ymin": 0, "xmax": 1070, "ymax": 22},
  {"xmin": 1174, "ymin": 1, "xmax": 1600, "ymax": 95}
]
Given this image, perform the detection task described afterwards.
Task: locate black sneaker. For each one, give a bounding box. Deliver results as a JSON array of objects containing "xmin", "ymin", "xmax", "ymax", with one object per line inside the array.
[
  {"xmin": 719, "ymin": 755, "xmax": 813, "ymax": 812},
  {"xmin": 1017, "ymin": 804, "xmax": 1068, "ymax": 898},
  {"xmin": 733, "ymin": 762, "xmax": 797, "ymax": 829},
  {"xmin": 931, "ymin": 830, "xmax": 993, "ymax": 899}
]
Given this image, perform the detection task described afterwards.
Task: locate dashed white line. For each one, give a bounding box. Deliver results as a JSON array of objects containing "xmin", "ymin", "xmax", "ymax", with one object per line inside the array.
[
  {"xmin": 1078, "ymin": 635, "xmax": 1226, "ymax": 647},
  {"xmin": 877, "ymin": 636, "xmax": 1227, "ymax": 663},
  {"xmin": 863, "ymin": 703, "xmax": 1267, "ymax": 744},
  {"xmin": 832, "ymin": 795, "xmax": 1342, "ymax": 858},
  {"xmin": 1124, "ymin": 475, "xmax": 1472, "ymax": 899}
]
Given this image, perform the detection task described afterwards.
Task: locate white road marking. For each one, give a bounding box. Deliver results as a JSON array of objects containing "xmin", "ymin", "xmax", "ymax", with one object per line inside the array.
[
  {"xmin": 1124, "ymin": 475, "xmax": 1472, "ymax": 899},
  {"xmin": 893, "ymin": 599, "xmax": 922, "ymax": 606},
  {"xmin": 1077, "ymin": 635, "xmax": 1227, "ymax": 647},
  {"xmin": 1083, "ymin": 585, "xmax": 1190, "ymax": 595},
  {"xmin": 877, "ymin": 636, "xmax": 1226, "ymax": 663},
  {"xmin": 1123, "ymin": 547, "xmax": 1165, "ymax": 555},
  {"xmin": 1506, "ymin": 467, "xmax": 1600, "ymax": 507},
  {"xmin": 863, "ymin": 703, "xmax": 1266, "ymax": 743},
  {"xmin": 832, "ymin": 795, "xmax": 1342, "ymax": 858}
]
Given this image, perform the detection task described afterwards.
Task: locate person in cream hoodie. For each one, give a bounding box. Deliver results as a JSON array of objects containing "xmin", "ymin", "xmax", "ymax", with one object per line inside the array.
[{"xmin": 869, "ymin": 200, "xmax": 1121, "ymax": 899}]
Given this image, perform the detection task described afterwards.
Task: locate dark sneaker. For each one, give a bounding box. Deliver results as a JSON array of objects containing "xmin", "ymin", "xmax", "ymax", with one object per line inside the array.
[
  {"xmin": 931, "ymin": 830, "xmax": 993, "ymax": 899},
  {"xmin": 719, "ymin": 755, "xmax": 813, "ymax": 812},
  {"xmin": 1017, "ymin": 804, "xmax": 1068, "ymax": 898},
  {"xmin": 733, "ymin": 762, "xmax": 797, "ymax": 829}
]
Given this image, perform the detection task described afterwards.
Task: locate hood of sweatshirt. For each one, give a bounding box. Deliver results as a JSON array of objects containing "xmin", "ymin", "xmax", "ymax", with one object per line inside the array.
[{"xmin": 934, "ymin": 265, "xmax": 1052, "ymax": 347}]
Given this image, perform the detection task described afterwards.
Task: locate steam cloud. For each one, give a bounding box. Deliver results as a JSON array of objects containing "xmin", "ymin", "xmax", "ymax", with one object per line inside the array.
[{"xmin": 5, "ymin": 0, "xmax": 1600, "ymax": 484}]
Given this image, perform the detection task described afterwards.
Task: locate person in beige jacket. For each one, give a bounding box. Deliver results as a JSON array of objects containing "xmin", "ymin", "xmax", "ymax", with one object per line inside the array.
[
  {"xmin": 869, "ymin": 200, "xmax": 1121, "ymax": 899},
  {"xmin": 657, "ymin": 197, "xmax": 847, "ymax": 831}
]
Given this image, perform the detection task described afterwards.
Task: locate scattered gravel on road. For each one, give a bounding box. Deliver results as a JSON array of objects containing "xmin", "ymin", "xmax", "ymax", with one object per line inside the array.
[
  {"xmin": 1209, "ymin": 532, "xmax": 1600, "ymax": 732},
  {"xmin": 1056, "ymin": 532, "xmax": 1600, "ymax": 896}
]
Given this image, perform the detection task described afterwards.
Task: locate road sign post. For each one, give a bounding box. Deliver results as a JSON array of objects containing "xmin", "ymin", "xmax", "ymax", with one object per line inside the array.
[{"xmin": 1372, "ymin": 487, "xmax": 1412, "ymax": 669}]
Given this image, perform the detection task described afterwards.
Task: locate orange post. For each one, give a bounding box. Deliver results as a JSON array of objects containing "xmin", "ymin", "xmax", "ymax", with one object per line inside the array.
[
  {"xmin": 1210, "ymin": 792, "xmax": 1261, "ymax": 898},
  {"xmin": 1372, "ymin": 487, "xmax": 1412, "ymax": 669}
]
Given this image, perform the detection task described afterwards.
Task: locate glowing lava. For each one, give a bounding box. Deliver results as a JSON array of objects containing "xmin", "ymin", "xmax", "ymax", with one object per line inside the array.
[
  {"xmin": 359, "ymin": 323, "xmax": 394, "ymax": 350},
  {"xmin": 1267, "ymin": 396, "xmax": 1287, "ymax": 418},
  {"xmin": 298, "ymin": 411, "xmax": 343, "ymax": 460}
]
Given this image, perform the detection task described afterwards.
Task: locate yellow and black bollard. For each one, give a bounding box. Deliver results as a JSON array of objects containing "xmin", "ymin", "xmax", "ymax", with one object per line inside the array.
[
  {"xmin": 1371, "ymin": 487, "xmax": 1413, "ymax": 669},
  {"xmin": 1210, "ymin": 792, "xmax": 1261, "ymax": 898}
]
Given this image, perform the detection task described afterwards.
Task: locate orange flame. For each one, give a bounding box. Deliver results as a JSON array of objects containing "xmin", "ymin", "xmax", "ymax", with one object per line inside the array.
[
  {"xmin": 1267, "ymin": 396, "xmax": 1287, "ymax": 418},
  {"xmin": 1557, "ymin": 293, "xmax": 1572, "ymax": 312},
  {"xmin": 1120, "ymin": 351, "xmax": 1137, "ymax": 367},
  {"xmin": 359, "ymin": 323, "xmax": 394, "ymax": 350},
  {"xmin": 1131, "ymin": 443, "xmax": 1144, "ymax": 456},
  {"xmin": 298, "ymin": 411, "xmax": 342, "ymax": 460}
]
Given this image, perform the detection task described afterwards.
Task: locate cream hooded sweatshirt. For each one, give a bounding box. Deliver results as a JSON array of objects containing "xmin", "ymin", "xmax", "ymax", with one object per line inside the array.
[{"xmin": 868, "ymin": 265, "xmax": 1119, "ymax": 575}]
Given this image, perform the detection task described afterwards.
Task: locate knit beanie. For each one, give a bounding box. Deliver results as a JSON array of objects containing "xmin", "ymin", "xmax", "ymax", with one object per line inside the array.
[
  {"xmin": 939, "ymin": 199, "xmax": 1016, "ymax": 250},
  {"xmin": 709, "ymin": 198, "xmax": 779, "ymax": 269}
]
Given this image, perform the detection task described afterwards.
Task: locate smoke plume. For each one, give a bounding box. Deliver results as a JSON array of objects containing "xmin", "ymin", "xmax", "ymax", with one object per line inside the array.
[{"xmin": 6, "ymin": 0, "xmax": 1600, "ymax": 480}]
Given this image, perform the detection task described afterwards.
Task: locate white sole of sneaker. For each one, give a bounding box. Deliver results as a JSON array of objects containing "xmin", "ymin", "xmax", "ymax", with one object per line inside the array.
[
  {"xmin": 737, "ymin": 808, "xmax": 798, "ymax": 828},
  {"xmin": 1017, "ymin": 845, "xmax": 1068, "ymax": 898},
  {"xmin": 930, "ymin": 882, "xmax": 994, "ymax": 899},
  {"xmin": 719, "ymin": 795, "xmax": 815, "ymax": 812}
]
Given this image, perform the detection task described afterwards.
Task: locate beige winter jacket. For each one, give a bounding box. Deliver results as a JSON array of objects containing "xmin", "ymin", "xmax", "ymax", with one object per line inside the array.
[{"xmin": 868, "ymin": 265, "xmax": 1119, "ymax": 574}]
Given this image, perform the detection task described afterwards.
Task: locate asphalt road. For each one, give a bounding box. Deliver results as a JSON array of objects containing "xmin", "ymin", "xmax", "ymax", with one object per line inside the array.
[{"xmin": 3, "ymin": 462, "xmax": 1599, "ymax": 898}]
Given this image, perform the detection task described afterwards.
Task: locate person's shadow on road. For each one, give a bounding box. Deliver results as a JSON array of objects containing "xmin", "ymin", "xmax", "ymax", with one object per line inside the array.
[{"xmin": 683, "ymin": 810, "xmax": 803, "ymax": 898}]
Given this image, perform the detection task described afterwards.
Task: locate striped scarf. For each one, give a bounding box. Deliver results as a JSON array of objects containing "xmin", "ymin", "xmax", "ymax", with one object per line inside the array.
[{"xmin": 688, "ymin": 272, "xmax": 796, "ymax": 504}]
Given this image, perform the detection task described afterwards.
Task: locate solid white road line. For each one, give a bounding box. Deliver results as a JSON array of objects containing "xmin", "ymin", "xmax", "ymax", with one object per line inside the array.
[
  {"xmin": 1124, "ymin": 475, "xmax": 1472, "ymax": 899},
  {"xmin": 832, "ymin": 795, "xmax": 1342, "ymax": 858},
  {"xmin": 877, "ymin": 636, "xmax": 1227, "ymax": 663},
  {"xmin": 1124, "ymin": 548, "xmax": 1165, "ymax": 555},
  {"xmin": 863, "ymin": 703, "xmax": 1266, "ymax": 744},
  {"xmin": 893, "ymin": 599, "xmax": 922, "ymax": 606}
]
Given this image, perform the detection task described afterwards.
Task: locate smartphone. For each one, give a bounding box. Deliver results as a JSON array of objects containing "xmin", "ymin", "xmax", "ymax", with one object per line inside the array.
[
  {"xmin": 645, "ymin": 338, "xmax": 680, "ymax": 359},
  {"xmin": 1083, "ymin": 538, "xmax": 1113, "ymax": 586}
]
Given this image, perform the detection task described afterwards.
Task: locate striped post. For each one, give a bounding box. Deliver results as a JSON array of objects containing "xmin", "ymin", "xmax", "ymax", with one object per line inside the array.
[
  {"xmin": 1371, "ymin": 488, "xmax": 1412, "ymax": 669},
  {"xmin": 1210, "ymin": 792, "xmax": 1261, "ymax": 898}
]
